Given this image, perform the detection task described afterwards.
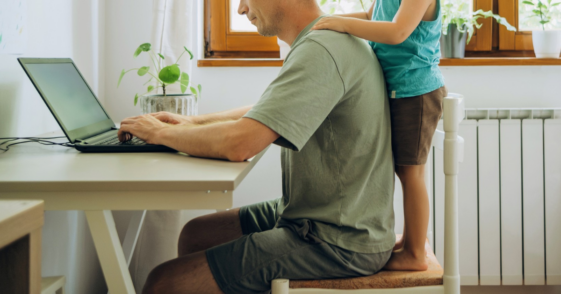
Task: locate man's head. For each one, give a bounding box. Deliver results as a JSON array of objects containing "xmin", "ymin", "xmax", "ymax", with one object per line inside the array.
[{"xmin": 238, "ymin": 0, "xmax": 321, "ymax": 38}]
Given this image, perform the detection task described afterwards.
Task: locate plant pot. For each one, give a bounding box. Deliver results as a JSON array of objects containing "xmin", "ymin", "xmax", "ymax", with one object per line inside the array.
[
  {"xmin": 277, "ymin": 38, "xmax": 291, "ymax": 60},
  {"xmin": 440, "ymin": 24, "xmax": 467, "ymax": 58},
  {"xmin": 532, "ymin": 30, "xmax": 561, "ymax": 58},
  {"xmin": 139, "ymin": 94, "xmax": 198, "ymax": 115}
]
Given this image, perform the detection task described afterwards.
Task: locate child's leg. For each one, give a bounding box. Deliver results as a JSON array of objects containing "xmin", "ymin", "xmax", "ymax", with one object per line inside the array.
[
  {"xmin": 384, "ymin": 165, "xmax": 429, "ymax": 271},
  {"xmin": 384, "ymin": 86, "xmax": 447, "ymax": 270}
]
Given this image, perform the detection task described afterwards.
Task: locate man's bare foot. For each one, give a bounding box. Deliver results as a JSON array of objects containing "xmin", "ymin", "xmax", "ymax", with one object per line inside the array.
[
  {"xmin": 393, "ymin": 236, "xmax": 405, "ymax": 251},
  {"xmin": 383, "ymin": 248, "xmax": 428, "ymax": 271}
]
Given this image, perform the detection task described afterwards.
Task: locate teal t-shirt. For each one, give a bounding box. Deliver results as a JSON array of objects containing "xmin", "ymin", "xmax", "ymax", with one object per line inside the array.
[
  {"xmin": 244, "ymin": 17, "xmax": 395, "ymax": 254},
  {"xmin": 369, "ymin": 0, "xmax": 445, "ymax": 98}
]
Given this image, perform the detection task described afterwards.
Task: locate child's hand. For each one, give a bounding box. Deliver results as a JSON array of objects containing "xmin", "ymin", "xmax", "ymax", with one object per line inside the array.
[{"xmin": 311, "ymin": 16, "xmax": 348, "ymax": 33}]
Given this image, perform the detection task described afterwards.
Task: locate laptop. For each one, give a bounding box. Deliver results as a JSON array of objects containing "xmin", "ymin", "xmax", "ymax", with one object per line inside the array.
[{"xmin": 18, "ymin": 58, "xmax": 175, "ymax": 153}]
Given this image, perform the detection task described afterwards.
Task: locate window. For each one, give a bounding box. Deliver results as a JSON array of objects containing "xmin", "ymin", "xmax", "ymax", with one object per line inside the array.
[
  {"xmin": 204, "ymin": 0, "xmax": 374, "ymax": 58},
  {"xmin": 204, "ymin": 0, "xmax": 561, "ymax": 59},
  {"xmin": 205, "ymin": 0, "xmax": 279, "ymax": 58},
  {"xmin": 498, "ymin": 0, "xmax": 561, "ymax": 52}
]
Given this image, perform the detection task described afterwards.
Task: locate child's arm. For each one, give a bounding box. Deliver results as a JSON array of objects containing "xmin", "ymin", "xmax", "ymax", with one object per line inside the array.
[
  {"xmin": 312, "ymin": 0, "xmax": 434, "ymax": 45},
  {"xmin": 335, "ymin": 0, "xmax": 376, "ymax": 20}
]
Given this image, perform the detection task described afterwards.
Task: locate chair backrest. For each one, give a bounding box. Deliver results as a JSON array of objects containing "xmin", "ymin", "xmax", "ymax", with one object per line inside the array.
[{"xmin": 432, "ymin": 94, "xmax": 465, "ymax": 294}]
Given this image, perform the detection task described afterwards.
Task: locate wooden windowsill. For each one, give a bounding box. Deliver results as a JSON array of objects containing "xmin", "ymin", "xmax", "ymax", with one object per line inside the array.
[
  {"xmin": 198, "ymin": 57, "xmax": 561, "ymax": 67},
  {"xmin": 198, "ymin": 59, "xmax": 284, "ymax": 67},
  {"xmin": 439, "ymin": 57, "xmax": 561, "ymax": 66}
]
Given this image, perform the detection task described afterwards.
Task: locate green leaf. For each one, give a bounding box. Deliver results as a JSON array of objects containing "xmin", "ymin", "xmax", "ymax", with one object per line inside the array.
[
  {"xmin": 198, "ymin": 84, "xmax": 202, "ymax": 94},
  {"xmin": 117, "ymin": 69, "xmax": 126, "ymax": 87},
  {"xmin": 147, "ymin": 85, "xmax": 154, "ymax": 92},
  {"xmin": 180, "ymin": 72, "xmax": 190, "ymax": 93},
  {"xmin": 133, "ymin": 43, "xmax": 151, "ymax": 57},
  {"xmin": 134, "ymin": 93, "xmax": 139, "ymax": 106},
  {"xmin": 523, "ymin": 0, "xmax": 535, "ymax": 5},
  {"xmin": 158, "ymin": 53, "xmax": 165, "ymax": 60},
  {"xmin": 158, "ymin": 64, "xmax": 181, "ymax": 84},
  {"xmin": 551, "ymin": 2, "xmax": 560, "ymax": 6},
  {"xmin": 184, "ymin": 46, "xmax": 194, "ymax": 60},
  {"xmin": 137, "ymin": 66, "xmax": 150, "ymax": 76},
  {"xmin": 190, "ymin": 86, "xmax": 197, "ymax": 96}
]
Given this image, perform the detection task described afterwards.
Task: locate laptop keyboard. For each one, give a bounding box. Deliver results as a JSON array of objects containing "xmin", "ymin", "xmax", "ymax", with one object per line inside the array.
[{"xmin": 96, "ymin": 137, "xmax": 147, "ymax": 146}]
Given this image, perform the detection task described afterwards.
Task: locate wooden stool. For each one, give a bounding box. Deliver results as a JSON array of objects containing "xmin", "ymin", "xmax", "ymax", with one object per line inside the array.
[
  {"xmin": 289, "ymin": 238, "xmax": 442, "ymax": 290},
  {"xmin": 41, "ymin": 276, "xmax": 66, "ymax": 294}
]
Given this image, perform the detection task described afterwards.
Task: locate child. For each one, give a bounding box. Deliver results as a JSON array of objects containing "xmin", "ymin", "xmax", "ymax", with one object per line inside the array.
[{"xmin": 312, "ymin": 0, "xmax": 446, "ymax": 271}]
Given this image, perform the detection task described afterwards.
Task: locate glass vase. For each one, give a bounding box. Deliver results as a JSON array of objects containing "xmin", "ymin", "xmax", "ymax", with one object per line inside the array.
[{"xmin": 139, "ymin": 94, "xmax": 199, "ymax": 115}]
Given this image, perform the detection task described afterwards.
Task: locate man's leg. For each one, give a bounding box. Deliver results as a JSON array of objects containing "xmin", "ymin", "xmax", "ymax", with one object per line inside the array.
[
  {"xmin": 142, "ymin": 251, "xmax": 223, "ymax": 294},
  {"xmin": 178, "ymin": 208, "xmax": 243, "ymax": 256}
]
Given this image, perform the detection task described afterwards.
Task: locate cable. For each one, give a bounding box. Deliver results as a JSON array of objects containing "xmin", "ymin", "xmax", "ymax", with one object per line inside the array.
[{"xmin": 0, "ymin": 136, "xmax": 74, "ymax": 153}]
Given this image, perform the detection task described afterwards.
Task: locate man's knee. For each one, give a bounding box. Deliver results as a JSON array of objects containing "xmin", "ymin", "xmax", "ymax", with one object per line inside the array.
[
  {"xmin": 178, "ymin": 209, "xmax": 243, "ymax": 256},
  {"xmin": 142, "ymin": 262, "xmax": 169, "ymax": 294},
  {"xmin": 178, "ymin": 216, "xmax": 206, "ymax": 256}
]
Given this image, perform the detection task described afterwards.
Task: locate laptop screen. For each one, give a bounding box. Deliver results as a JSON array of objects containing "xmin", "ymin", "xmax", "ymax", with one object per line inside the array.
[{"xmin": 19, "ymin": 59, "xmax": 114, "ymax": 142}]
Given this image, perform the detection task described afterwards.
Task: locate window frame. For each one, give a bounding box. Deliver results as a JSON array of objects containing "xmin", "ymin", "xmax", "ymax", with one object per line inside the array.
[
  {"xmin": 205, "ymin": 0, "xmax": 280, "ymax": 58},
  {"xmin": 465, "ymin": 0, "xmax": 495, "ymax": 51},
  {"xmin": 498, "ymin": 0, "xmax": 534, "ymax": 51}
]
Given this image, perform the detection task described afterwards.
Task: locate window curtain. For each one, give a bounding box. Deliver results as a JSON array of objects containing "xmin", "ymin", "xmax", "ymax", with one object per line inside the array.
[{"xmin": 128, "ymin": 0, "xmax": 210, "ymax": 291}]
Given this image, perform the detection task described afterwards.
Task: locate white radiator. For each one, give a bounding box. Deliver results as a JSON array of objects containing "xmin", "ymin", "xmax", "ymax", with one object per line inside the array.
[{"xmin": 430, "ymin": 108, "xmax": 561, "ymax": 286}]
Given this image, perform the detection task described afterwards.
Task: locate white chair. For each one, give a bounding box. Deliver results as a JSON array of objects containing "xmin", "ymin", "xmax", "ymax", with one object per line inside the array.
[{"xmin": 271, "ymin": 94, "xmax": 465, "ymax": 294}]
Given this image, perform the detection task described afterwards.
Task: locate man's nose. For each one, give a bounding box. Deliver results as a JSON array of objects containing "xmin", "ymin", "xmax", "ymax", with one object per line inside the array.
[{"xmin": 238, "ymin": 0, "xmax": 248, "ymax": 15}]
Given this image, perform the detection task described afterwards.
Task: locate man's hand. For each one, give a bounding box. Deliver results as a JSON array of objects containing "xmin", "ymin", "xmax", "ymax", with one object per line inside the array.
[
  {"xmin": 149, "ymin": 112, "xmax": 196, "ymax": 125},
  {"xmin": 311, "ymin": 16, "xmax": 349, "ymax": 33},
  {"xmin": 118, "ymin": 114, "xmax": 176, "ymax": 144}
]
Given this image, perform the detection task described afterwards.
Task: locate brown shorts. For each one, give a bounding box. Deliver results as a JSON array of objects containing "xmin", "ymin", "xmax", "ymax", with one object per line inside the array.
[{"xmin": 389, "ymin": 86, "xmax": 447, "ymax": 166}]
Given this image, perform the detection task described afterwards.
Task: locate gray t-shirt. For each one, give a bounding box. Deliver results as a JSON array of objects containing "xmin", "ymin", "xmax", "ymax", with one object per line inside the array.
[{"xmin": 244, "ymin": 16, "xmax": 395, "ymax": 254}]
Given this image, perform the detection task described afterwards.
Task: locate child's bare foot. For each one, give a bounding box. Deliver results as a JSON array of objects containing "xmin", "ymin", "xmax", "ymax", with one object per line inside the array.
[{"xmin": 383, "ymin": 248, "xmax": 428, "ymax": 271}]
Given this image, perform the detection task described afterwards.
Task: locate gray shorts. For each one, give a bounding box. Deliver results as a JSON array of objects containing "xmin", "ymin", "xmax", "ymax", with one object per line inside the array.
[{"xmin": 206, "ymin": 199, "xmax": 392, "ymax": 294}]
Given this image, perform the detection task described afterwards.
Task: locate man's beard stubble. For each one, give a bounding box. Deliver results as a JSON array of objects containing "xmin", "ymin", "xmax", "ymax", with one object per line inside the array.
[{"xmin": 257, "ymin": 9, "xmax": 284, "ymax": 37}]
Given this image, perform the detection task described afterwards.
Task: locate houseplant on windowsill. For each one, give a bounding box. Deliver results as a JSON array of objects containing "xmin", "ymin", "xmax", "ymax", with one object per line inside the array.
[
  {"xmin": 441, "ymin": 0, "xmax": 517, "ymax": 58},
  {"xmin": 522, "ymin": 0, "xmax": 561, "ymax": 58},
  {"xmin": 117, "ymin": 43, "xmax": 202, "ymax": 115}
]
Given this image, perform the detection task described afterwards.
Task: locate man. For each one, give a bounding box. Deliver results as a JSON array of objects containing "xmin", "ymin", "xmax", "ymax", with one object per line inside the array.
[{"xmin": 119, "ymin": 0, "xmax": 395, "ymax": 293}]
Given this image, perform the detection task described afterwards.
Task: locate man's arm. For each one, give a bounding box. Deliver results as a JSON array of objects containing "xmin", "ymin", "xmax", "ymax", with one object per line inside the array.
[
  {"xmin": 149, "ymin": 105, "xmax": 253, "ymax": 125},
  {"xmin": 118, "ymin": 115, "xmax": 279, "ymax": 162},
  {"xmin": 191, "ymin": 105, "xmax": 253, "ymax": 125}
]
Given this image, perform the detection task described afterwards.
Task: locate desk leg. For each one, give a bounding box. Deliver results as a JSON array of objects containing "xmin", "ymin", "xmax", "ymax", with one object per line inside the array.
[
  {"xmin": 86, "ymin": 210, "xmax": 136, "ymax": 294},
  {"xmin": 30, "ymin": 228, "xmax": 42, "ymax": 294},
  {"xmin": 122, "ymin": 210, "xmax": 146, "ymax": 266}
]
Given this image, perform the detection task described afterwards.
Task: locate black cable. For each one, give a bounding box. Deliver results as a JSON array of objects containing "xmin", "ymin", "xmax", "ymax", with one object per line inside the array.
[{"xmin": 0, "ymin": 136, "xmax": 74, "ymax": 152}]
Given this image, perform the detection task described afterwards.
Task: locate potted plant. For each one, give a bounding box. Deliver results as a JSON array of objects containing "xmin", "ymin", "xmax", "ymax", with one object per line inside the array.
[
  {"xmin": 441, "ymin": 0, "xmax": 517, "ymax": 58},
  {"xmin": 117, "ymin": 43, "xmax": 202, "ymax": 115},
  {"xmin": 522, "ymin": 0, "xmax": 561, "ymax": 58}
]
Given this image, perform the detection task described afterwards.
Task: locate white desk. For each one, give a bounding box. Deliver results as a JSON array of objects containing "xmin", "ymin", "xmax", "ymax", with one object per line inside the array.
[{"xmin": 0, "ymin": 134, "xmax": 265, "ymax": 294}]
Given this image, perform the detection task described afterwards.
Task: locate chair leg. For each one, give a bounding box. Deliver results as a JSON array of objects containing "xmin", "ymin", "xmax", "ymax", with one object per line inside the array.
[{"xmin": 271, "ymin": 279, "xmax": 289, "ymax": 294}]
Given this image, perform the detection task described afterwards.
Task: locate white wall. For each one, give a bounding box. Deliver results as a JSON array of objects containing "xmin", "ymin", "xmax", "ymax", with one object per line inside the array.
[{"xmin": 0, "ymin": 1, "xmax": 106, "ymax": 293}]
